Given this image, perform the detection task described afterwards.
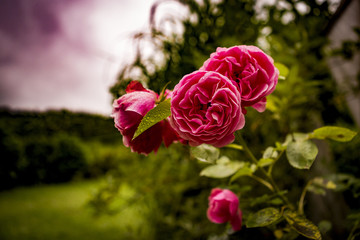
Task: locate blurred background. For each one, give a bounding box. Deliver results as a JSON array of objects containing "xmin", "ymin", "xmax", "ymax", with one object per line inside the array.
[{"xmin": 0, "ymin": 0, "xmax": 359, "ymax": 239}]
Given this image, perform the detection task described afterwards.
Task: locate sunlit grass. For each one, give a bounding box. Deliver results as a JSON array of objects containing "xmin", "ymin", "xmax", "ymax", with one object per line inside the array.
[{"xmin": 0, "ymin": 179, "xmax": 153, "ymax": 240}]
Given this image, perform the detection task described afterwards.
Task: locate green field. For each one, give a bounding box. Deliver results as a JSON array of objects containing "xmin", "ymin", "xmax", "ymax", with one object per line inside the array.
[{"xmin": 0, "ymin": 179, "xmax": 153, "ymax": 240}]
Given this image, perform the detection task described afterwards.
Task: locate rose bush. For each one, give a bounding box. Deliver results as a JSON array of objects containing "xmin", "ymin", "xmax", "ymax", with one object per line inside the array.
[
  {"xmin": 112, "ymin": 81, "xmax": 180, "ymax": 155},
  {"xmin": 108, "ymin": 41, "xmax": 360, "ymax": 239},
  {"xmin": 207, "ymin": 188, "xmax": 242, "ymax": 231},
  {"xmin": 201, "ymin": 45, "xmax": 279, "ymax": 112},
  {"xmin": 170, "ymin": 71, "xmax": 245, "ymax": 147}
]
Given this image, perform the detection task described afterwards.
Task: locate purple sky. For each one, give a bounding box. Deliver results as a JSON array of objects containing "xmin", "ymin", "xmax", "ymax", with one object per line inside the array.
[{"xmin": 0, "ymin": 0, "xmax": 157, "ymax": 115}]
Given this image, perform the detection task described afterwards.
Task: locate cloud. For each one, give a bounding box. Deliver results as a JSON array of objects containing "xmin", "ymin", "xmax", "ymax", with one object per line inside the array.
[{"xmin": 0, "ymin": 0, "xmax": 155, "ymax": 115}]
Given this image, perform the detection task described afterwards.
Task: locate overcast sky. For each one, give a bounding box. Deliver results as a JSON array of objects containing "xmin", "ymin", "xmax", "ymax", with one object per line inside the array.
[
  {"xmin": 0, "ymin": 0, "xmax": 342, "ymax": 116},
  {"xmin": 0, "ymin": 0, "xmax": 159, "ymax": 115}
]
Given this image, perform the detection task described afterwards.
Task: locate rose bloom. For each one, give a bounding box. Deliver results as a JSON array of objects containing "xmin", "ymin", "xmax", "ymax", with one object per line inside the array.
[
  {"xmin": 170, "ymin": 71, "xmax": 245, "ymax": 147},
  {"xmin": 207, "ymin": 188, "xmax": 242, "ymax": 231},
  {"xmin": 201, "ymin": 45, "xmax": 279, "ymax": 112},
  {"xmin": 112, "ymin": 81, "xmax": 180, "ymax": 155}
]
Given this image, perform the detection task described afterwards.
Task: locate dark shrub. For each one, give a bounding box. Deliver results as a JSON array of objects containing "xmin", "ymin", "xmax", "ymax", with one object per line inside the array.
[
  {"xmin": 0, "ymin": 126, "xmax": 23, "ymax": 190},
  {"xmin": 21, "ymin": 134, "xmax": 87, "ymax": 184}
]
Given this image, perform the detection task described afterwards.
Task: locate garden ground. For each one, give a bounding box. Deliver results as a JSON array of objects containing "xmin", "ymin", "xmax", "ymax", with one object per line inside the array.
[{"xmin": 0, "ymin": 179, "xmax": 152, "ymax": 240}]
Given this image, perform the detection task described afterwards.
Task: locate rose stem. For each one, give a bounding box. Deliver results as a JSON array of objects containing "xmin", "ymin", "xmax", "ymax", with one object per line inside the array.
[{"xmin": 234, "ymin": 131, "xmax": 294, "ymax": 209}]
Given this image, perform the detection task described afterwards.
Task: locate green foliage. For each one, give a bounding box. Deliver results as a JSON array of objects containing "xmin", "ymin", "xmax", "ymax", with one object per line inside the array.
[
  {"xmin": 200, "ymin": 157, "xmax": 245, "ymax": 179},
  {"xmin": 306, "ymin": 177, "xmax": 336, "ymax": 196},
  {"xmin": 286, "ymin": 139, "xmax": 318, "ymax": 169},
  {"xmin": 283, "ymin": 209, "xmax": 322, "ymax": 240},
  {"xmin": 0, "ymin": 109, "xmax": 124, "ymax": 189},
  {"xmin": 323, "ymin": 173, "xmax": 360, "ymax": 198},
  {"xmin": 0, "ymin": 126, "xmax": 23, "ymax": 189},
  {"xmin": 88, "ymin": 144, "xmax": 223, "ymax": 239},
  {"xmin": 0, "ymin": 108, "xmax": 119, "ymax": 143},
  {"xmin": 230, "ymin": 162, "xmax": 256, "ymax": 183},
  {"xmin": 190, "ymin": 144, "xmax": 220, "ymax": 163},
  {"xmin": 20, "ymin": 134, "xmax": 87, "ymax": 184},
  {"xmin": 258, "ymin": 147, "xmax": 278, "ymax": 167},
  {"xmin": 309, "ymin": 126, "xmax": 357, "ymax": 142},
  {"xmin": 274, "ymin": 62, "xmax": 289, "ymax": 80},
  {"xmin": 246, "ymin": 207, "xmax": 282, "ymax": 228},
  {"xmin": 189, "ymin": 126, "xmax": 356, "ymax": 239}
]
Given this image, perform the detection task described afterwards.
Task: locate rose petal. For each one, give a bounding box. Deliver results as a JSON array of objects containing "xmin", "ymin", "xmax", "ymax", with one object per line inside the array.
[
  {"xmin": 207, "ymin": 188, "xmax": 242, "ymax": 231},
  {"xmin": 170, "ymin": 71, "xmax": 244, "ymax": 147},
  {"xmin": 126, "ymin": 81, "xmax": 148, "ymax": 93},
  {"xmin": 112, "ymin": 82, "xmax": 183, "ymax": 155},
  {"xmin": 201, "ymin": 45, "xmax": 278, "ymax": 112},
  {"xmin": 230, "ymin": 209, "xmax": 243, "ymax": 231}
]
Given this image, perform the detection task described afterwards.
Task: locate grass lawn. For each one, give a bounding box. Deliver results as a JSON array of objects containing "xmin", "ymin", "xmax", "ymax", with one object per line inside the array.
[{"xmin": 0, "ymin": 179, "xmax": 153, "ymax": 240}]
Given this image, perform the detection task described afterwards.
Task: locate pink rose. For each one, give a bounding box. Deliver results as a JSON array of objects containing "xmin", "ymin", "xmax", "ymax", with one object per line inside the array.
[
  {"xmin": 170, "ymin": 71, "xmax": 245, "ymax": 147},
  {"xmin": 112, "ymin": 81, "xmax": 181, "ymax": 155},
  {"xmin": 207, "ymin": 188, "xmax": 242, "ymax": 231},
  {"xmin": 201, "ymin": 45, "xmax": 279, "ymax": 112}
]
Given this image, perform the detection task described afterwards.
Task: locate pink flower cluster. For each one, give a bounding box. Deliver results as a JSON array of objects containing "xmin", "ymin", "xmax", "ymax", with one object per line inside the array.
[
  {"xmin": 170, "ymin": 45, "xmax": 279, "ymax": 147},
  {"xmin": 207, "ymin": 188, "xmax": 242, "ymax": 231},
  {"xmin": 112, "ymin": 81, "xmax": 181, "ymax": 155},
  {"xmin": 112, "ymin": 45, "xmax": 278, "ymax": 153}
]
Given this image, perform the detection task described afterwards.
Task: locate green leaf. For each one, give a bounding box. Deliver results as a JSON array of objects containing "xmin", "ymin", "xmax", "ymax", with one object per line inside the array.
[
  {"xmin": 225, "ymin": 143, "xmax": 243, "ymax": 150},
  {"xmin": 347, "ymin": 212, "xmax": 360, "ymax": 221},
  {"xmin": 258, "ymin": 158, "xmax": 274, "ymax": 167},
  {"xmin": 307, "ymin": 185, "xmax": 326, "ymax": 195},
  {"xmin": 200, "ymin": 158, "xmax": 244, "ymax": 178},
  {"xmin": 318, "ymin": 220, "xmax": 332, "ymax": 234},
  {"xmin": 132, "ymin": 99, "xmax": 171, "ymax": 140},
  {"xmin": 262, "ymin": 147, "xmax": 278, "ymax": 159},
  {"xmin": 258, "ymin": 147, "xmax": 278, "ymax": 167},
  {"xmin": 248, "ymin": 194, "xmax": 284, "ymax": 207},
  {"xmin": 216, "ymin": 156, "xmax": 231, "ymax": 165},
  {"xmin": 230, "ymin": 163, "xmax": 256, "ymax": 183},
  {"xmin": 307, "ymin": 177, "xmax": 336, "ymax": 196},
  {"xmin": 283, "ymin": 133, "xmax": 309, "ymax": 146},
  {"xmin": 191, "ymin": 144, "xmax": 220, "ymax": 163},
  {"xmin": 286, "ymin": 139, "xmax": 318, "ymax": 169},
  {"xmin": 266, "ymin": 95, "xmax": 280, "ymax": 112},
  {"xmin": 246, "ymin": 207, "xmax": 282, "ymax": 228},
  {"xmin": 283, "ymin": 209, "xmax": 322, "ymax": 240},
  {"xmin": 270, "ymin": 198, "xmax": 284, "ymax": 205},
  {"xmin": 309, "ymin": 126, "xmax": 357, "ymax": 142},
  {"xmin": 324, "ymin": 174, "xmax": 360, "ymax": 197},
  {"xmin": 275, "ymin": 141, "xmax": 287, "ymax": 151},
  {"xmin": 275, "ymin": 62, "xmax": 289, "ymax": 80},
  {"xmin": 238, "ymin": 185, "xmax": 253, "ymax": 193},
  {"xmin": 324, "ymin": 173, "xmax": 355, "ymax": 191}
]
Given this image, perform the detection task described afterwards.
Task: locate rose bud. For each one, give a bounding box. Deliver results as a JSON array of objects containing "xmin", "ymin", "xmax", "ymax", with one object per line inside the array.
[
  {"xmin": 207, "ymin": 188, "xmax": 242, "ymax": 231},
  {"xmin": 112, "ymin": 81, "xmax": 181, "ymax": 155}
]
